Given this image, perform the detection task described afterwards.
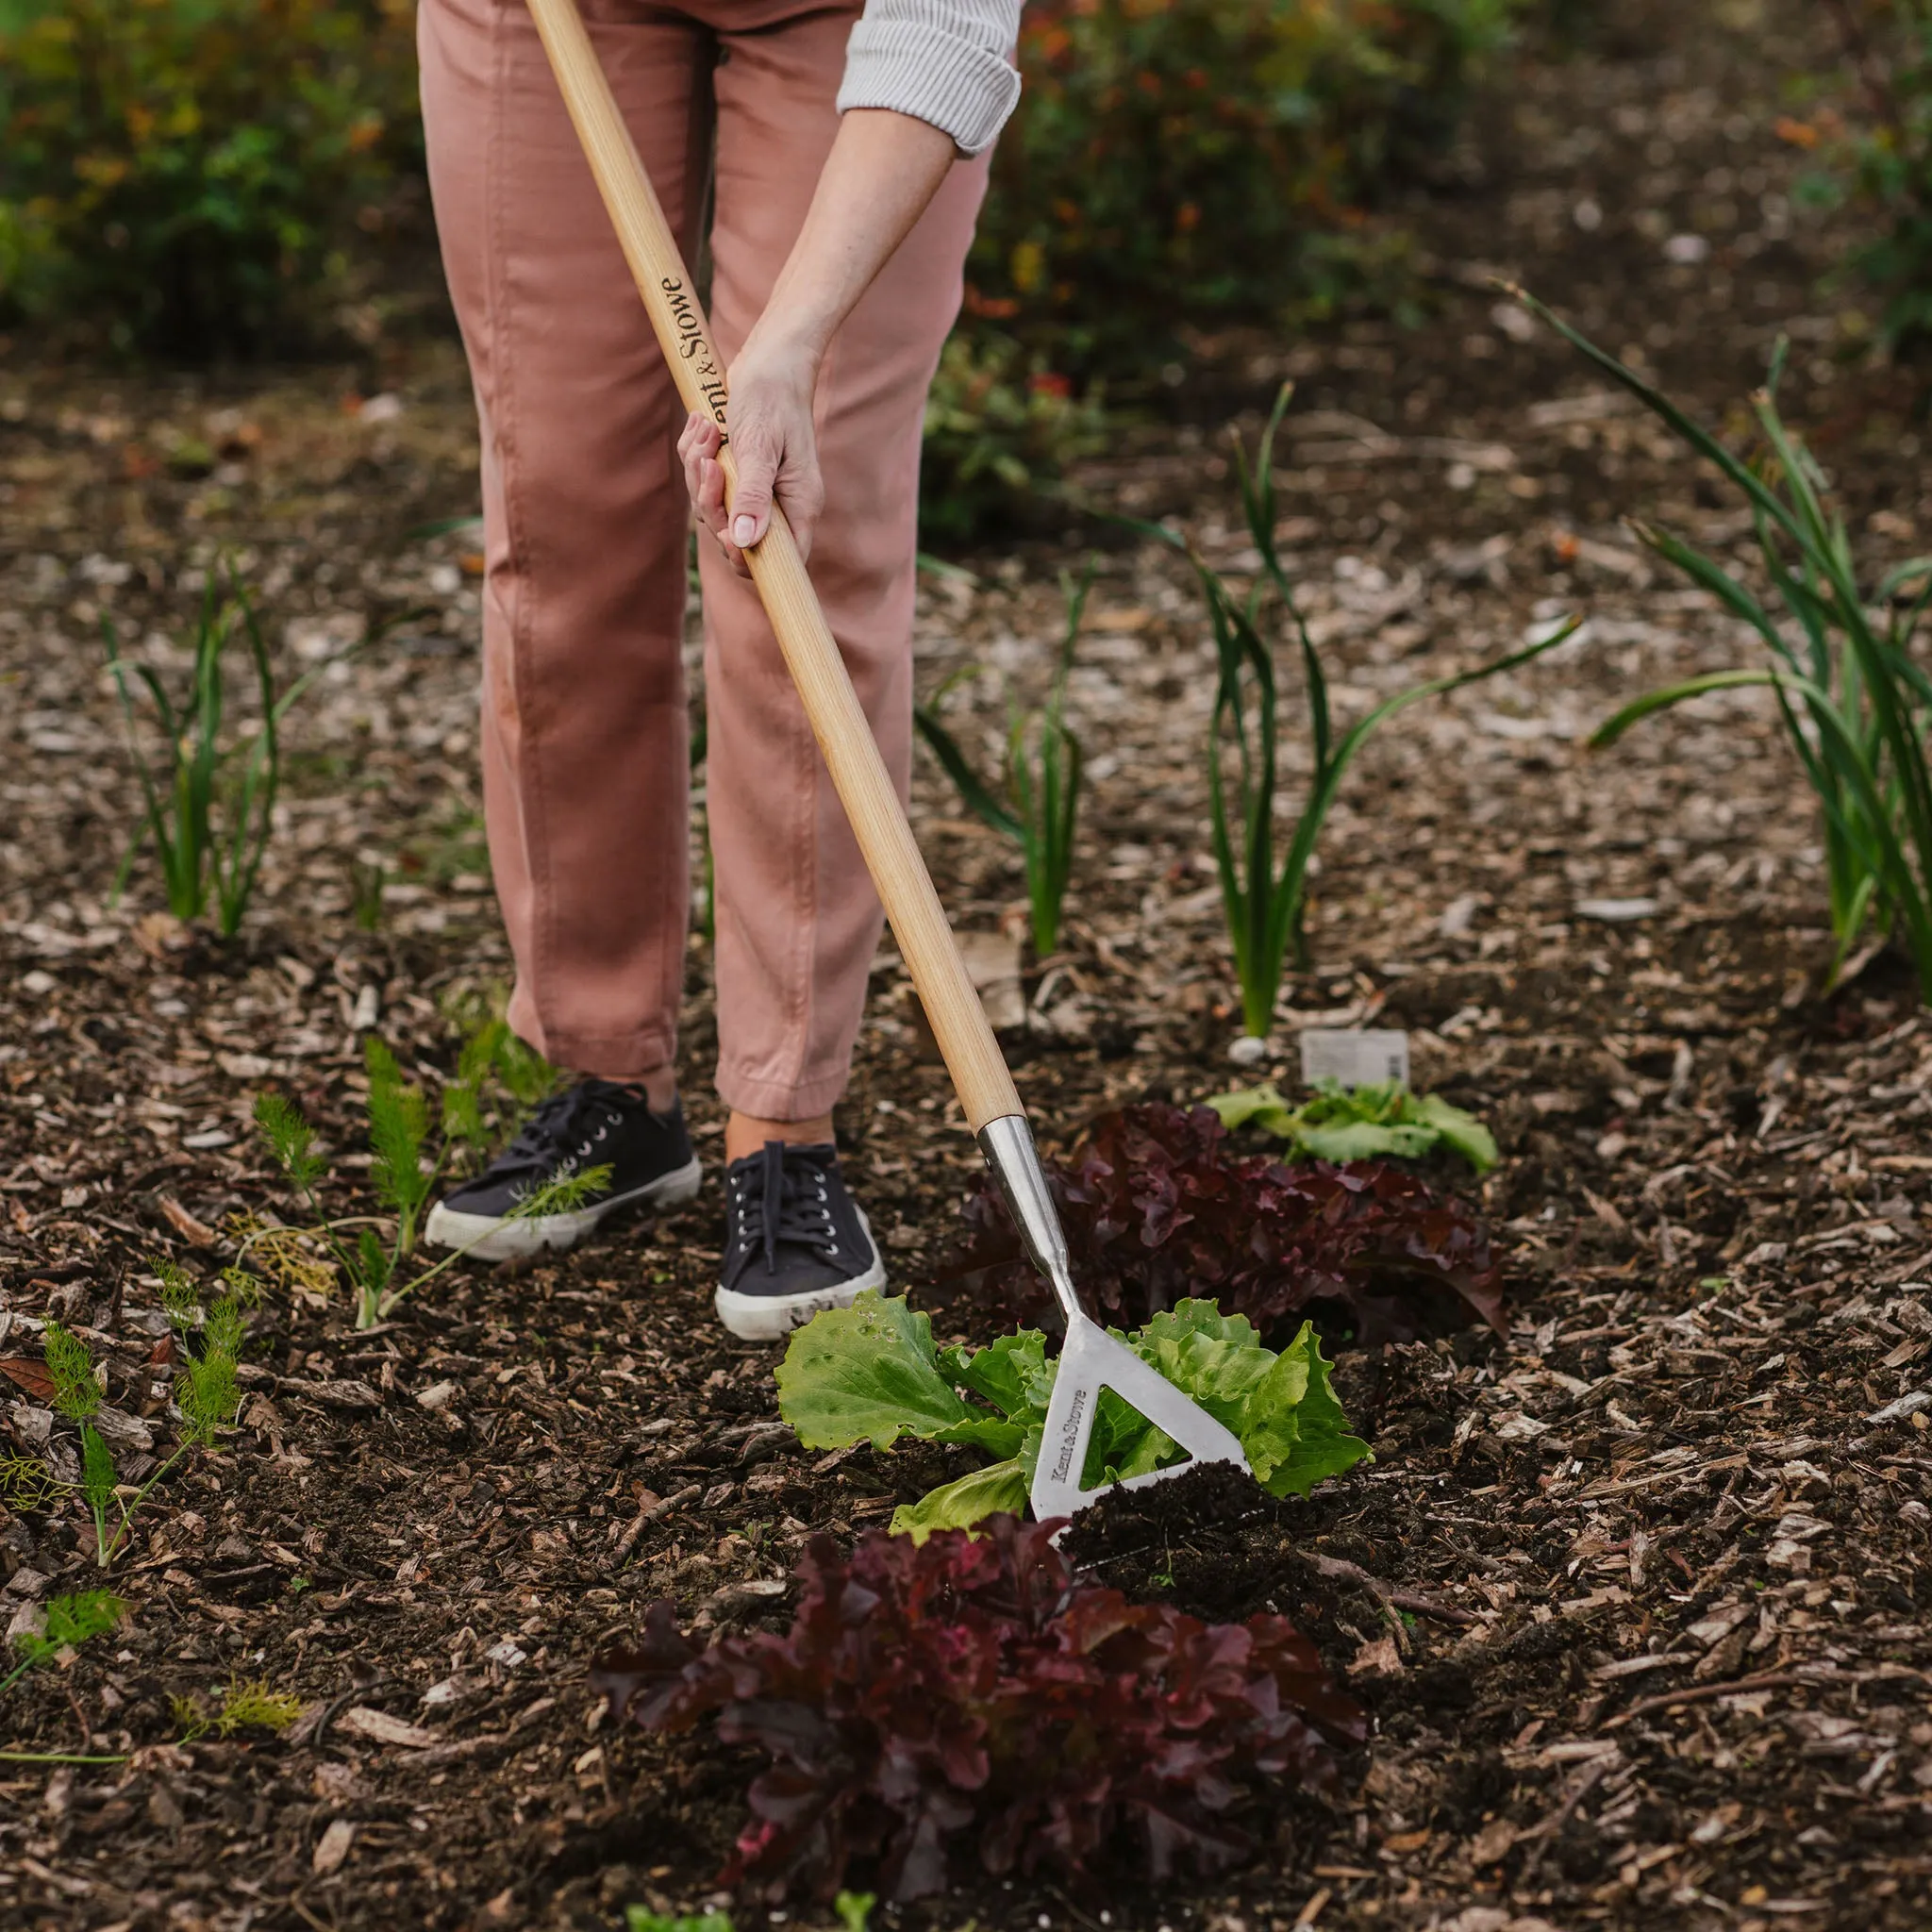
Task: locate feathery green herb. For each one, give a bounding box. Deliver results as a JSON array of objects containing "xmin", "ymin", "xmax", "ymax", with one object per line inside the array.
[
  {"xmin": 41, "ymin": 1320, "xmax": 102, "ymax": 1421},
  {"xmin": 1, "ymin": 1591, "xmax": 125, "ymax": 1697},
  {"xmin": 173, "ymin": 1674, "xmax": 307, "ymax": 1742},
  {"xmin": 41, "ymin": 1273, "xmax": 249, "ymax": 1570},
  {"xmin": 255, "ymin": 1028, "xmax": 607, "ymax": 1328},
  {"xmin": 364, "ymin": 1037, "xmax": 432, "ymax": 1260}
]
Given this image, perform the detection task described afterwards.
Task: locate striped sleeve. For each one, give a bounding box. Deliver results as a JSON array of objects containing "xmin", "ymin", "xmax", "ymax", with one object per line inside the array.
[{"xmin": 835, "ymin": 0, "xmax": 1024, "ymax": 158}]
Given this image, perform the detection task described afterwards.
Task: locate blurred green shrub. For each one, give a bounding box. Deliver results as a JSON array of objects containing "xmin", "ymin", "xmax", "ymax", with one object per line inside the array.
[
  {"xmin": 919, "ymin": 332, "xmax": 1108, "ymax": 541},
  {"xmin": 1797, "ymin": 0, "xmax": 1932, "ymax": 357},
  {"xmin": 967, "ymin": 0, "xmax": 1524, "ymax": 385},
  {"xmin": 0, "ymin": 0, "xmax": 421, "ymax": 355}
]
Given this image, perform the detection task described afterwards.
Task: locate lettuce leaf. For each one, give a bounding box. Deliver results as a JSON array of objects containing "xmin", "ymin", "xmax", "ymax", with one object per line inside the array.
[
  {"xmin": 1208, "ymin": 1077, "xmax": 1498, "ymax": 1174},
  {"xmin": 774, "ymin": 1294, "xmax": 974, "ymax": 1450},
  {"xmin": 777, "ymin": 1291, "xmax": 1371, "ymax": 1534},
  {"xmin": 890, "ymin": 1457, "xmax": 1030, "ymax": 1541}
]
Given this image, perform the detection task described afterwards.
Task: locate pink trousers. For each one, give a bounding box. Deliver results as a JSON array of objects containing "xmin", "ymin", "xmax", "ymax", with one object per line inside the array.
[{"xmin": 419, "ymin": 0, "xmax": 990, "ymax": 1117}]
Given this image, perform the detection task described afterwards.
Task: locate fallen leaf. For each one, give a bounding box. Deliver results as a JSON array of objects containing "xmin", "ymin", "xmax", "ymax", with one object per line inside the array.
[
  {"xmin": 0, "ymin": 1358, "xmax": 56, "ymax": 1403},
  {"xmin": 311, "ymin": 1817, "xmax": 355, "ymax": 1874},
  {"xmin": 281, "ymin": 1377, "xmax": 381, "ymax": 1409},
  {"xmin": 337, "ymin": 1706, "xmax": 436, "ymax": 1749},
  {"xmin": 1469, "ymin": 1816, "xmax": 1517, "ymax": 1864},
  {"xmin": 157, "ymin": 1195, "xmax": 217, "ymax": 1248},
  {"xmin": 1348, "ymin": 1635, "xmax": 1404, "ymax": 1676},
  {"xmin": 133, "ymin": 912, "xmax": 191, "ymax": 959}
]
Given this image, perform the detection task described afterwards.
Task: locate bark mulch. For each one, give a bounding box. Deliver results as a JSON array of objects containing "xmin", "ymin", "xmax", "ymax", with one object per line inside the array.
[{"xmin": 2, "ymin": 3, "xmax": 1929, "ymax": 1928}]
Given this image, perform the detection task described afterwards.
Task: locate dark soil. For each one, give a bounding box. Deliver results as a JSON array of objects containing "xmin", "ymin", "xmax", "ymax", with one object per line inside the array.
[{"xmin": 3, "ymin": 4, "xmax": 1930, "ymax": 1930}]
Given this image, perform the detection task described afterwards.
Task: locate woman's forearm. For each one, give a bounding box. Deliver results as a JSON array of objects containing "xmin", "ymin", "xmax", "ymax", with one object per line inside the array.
[
  {"xmin": 684, "ymin": 107, "xmax": 959, "ymax": 564},
  {"xmin": 743, "ymin": 108, "xmax": 957, "ymax": 370}
]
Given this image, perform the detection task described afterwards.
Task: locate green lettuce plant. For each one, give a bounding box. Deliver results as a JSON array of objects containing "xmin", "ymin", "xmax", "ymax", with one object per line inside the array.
[
  {"xmin": 775, "ymin": 1292, "xmax": 1371, "ymax": 1541},
  {"xmin": 1208, "ymin": 1078, "xmax": 1498, "ymax": 1173}
]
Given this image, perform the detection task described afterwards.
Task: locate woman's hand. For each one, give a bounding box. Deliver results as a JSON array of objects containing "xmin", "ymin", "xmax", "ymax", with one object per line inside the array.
[
  {"xmin": 678, "ymin": 334, "xmax": 824, "ymax": 576},
  {"xmin": 677, "ymin": 109, "xmax": 957, "ymax": 577}
]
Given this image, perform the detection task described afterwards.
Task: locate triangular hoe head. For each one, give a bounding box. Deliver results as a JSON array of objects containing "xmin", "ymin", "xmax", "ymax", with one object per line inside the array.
[{"xmin": 1028, "ymin": 1315, "xmax": 1249, "ymax": 1522}]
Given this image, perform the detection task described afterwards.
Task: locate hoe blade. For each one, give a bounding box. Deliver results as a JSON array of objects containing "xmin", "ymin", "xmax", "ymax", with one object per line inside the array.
[{"xmin": 1028, "ymin": 1315, "xmax": 1248, "ymax": 1522}]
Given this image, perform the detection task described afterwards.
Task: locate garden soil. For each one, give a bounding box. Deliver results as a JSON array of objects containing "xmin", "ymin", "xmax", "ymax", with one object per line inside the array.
[{"xmin": 3, "ymin": 3, "xmax": 1930, "ymax": 1928}]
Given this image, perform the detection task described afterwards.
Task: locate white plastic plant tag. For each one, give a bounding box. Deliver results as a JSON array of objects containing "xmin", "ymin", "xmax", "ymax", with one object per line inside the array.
[{"xmin": 1300, "ymin": 1027, "xmax": 1410, "ymax": 1090}]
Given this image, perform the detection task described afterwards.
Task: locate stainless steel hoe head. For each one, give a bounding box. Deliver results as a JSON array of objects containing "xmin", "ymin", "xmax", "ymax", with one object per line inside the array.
[{"xmin": 976, "ymin": 1115, "xmax": 1250, "ymax": 1522}]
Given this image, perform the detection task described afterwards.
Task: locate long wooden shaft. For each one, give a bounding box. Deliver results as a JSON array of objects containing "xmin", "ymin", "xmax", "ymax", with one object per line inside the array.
[{"xmin": 525, "ymin": 0, "xmax": 1024, "ymax": 1131}]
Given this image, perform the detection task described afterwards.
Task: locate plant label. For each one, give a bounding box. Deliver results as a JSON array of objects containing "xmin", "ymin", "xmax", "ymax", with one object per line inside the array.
[{"xmin": 1300, "ymin": 1028, "xmax": 1409, "ymax": 1090}]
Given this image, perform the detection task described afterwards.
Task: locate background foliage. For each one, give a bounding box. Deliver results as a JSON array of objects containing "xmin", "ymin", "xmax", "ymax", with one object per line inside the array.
[
  {"xmin": 0, "ymin": 0, "xmax": 421, "ymax": 356},
  {"xmin": 969, "ymin": 0, "xmax": 1525, "ymax": 386},
  {"xmin": 1798, "ymin": 0, "xmax": 1932, "ymax": 355},
  {"xmin": 0, "ymin": 0, "xmax": 1523, "ymax": 368}
]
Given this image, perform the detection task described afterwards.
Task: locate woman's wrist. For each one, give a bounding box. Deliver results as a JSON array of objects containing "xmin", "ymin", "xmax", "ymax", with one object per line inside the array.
[{"xmin": 735, "ymin": 315, "xmax": 830, "ymax": 388}]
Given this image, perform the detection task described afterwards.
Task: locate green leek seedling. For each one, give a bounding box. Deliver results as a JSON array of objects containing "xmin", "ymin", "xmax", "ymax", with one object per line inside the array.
[
  {"xmin": 104, "ymin": 565, "xmax": 288, "ymax": 939},
  {"xmin": 1166, "ymin": 386, "xmax": 1578, "ymax": 1038},
  {"xmin": 915, "ymin": 565, "xmax": 1091, "ymax": 958},
  {"xmin": 1513, "ymin": 288, "xmax": 1932, "ymax": 997}
]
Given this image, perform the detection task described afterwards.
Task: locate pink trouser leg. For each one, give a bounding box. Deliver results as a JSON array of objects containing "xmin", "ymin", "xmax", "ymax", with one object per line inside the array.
[
  {"xmin": 420, "ymin": 0, "xmax": 712, "ymax": 1081},
  {"xmin": 421, "ymin": 0, "xmax": 987, "ymax": 1117},
  {"xmin": 704, "ymin": 16, "xmax": 989, "ymax": 1120}
]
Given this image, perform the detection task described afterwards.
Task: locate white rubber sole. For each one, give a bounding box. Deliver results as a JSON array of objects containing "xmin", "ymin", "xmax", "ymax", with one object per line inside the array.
[
  {"xmin": 713, "ymin": 1207, "xmax": 889, "ymax": 1342},
  {"xmin": 425, "ymin": 1156, "xmax": 704, "ymax": 1262}
]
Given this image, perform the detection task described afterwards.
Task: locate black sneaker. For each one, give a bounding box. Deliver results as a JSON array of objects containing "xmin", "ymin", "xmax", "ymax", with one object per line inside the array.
[
  {"xmin": 425, "ymin": 1081, "xmax": 701, "ymax": 1260},
  {"xmin": 714, "ymin": 1141, "xmax": 886, "ymax": 1341}
]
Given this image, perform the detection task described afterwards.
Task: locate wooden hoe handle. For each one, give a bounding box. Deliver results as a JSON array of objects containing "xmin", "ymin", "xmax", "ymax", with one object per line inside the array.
[{"xmin": 525, "ymin": 0, "xmax": 1024, "ymax": 1132}]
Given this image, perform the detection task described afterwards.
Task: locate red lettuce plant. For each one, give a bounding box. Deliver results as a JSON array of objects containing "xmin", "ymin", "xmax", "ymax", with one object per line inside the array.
[
  {"xmin": 592, "ymin": 1515, "xmax": 1365, "ymax": 1902},
  {"xmin": 937, "ymin": 1102, "xmax": 1504, "ymax": 1346}
]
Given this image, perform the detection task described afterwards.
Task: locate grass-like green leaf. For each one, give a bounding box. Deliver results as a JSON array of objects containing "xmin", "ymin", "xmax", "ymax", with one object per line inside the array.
[
  {"xmin": 914, "ymin": 567, "xmax": 1092, "ymax": 956},
  {"xmin": 1514, "ymin": 287, "xmax": 1932, "ymax": 998},
  {"xmin": 1145, "ymin": 385, "xmax": 1578, "ymax": 1030}
]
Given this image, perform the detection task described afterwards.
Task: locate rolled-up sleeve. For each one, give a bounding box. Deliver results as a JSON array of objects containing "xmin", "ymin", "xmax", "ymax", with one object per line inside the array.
[{"xmin": 835, "ymin": 0, "xmax": 1024, "ymax": 158}]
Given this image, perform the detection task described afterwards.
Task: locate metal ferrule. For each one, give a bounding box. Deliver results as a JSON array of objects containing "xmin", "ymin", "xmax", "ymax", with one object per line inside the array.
[{"xmin": 975, "ymin": 1112, "xmax": 1083, "ymax": 1330}]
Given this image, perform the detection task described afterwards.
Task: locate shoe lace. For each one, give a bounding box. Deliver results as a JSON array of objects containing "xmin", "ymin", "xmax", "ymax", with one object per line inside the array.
[
  {"xmin": 491, "ymin": 1079, "xmax": 639, "ymax": 1178},
  {"xmin": 733, "ymin": 1142, "xmax": 840, "ymax": 1275}
]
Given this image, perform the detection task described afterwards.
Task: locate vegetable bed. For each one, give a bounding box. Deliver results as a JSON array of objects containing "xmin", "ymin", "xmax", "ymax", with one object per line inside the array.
[{"xmin": 3, "ymin": 6, "xmax": 1931, "ymax": 1929}]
